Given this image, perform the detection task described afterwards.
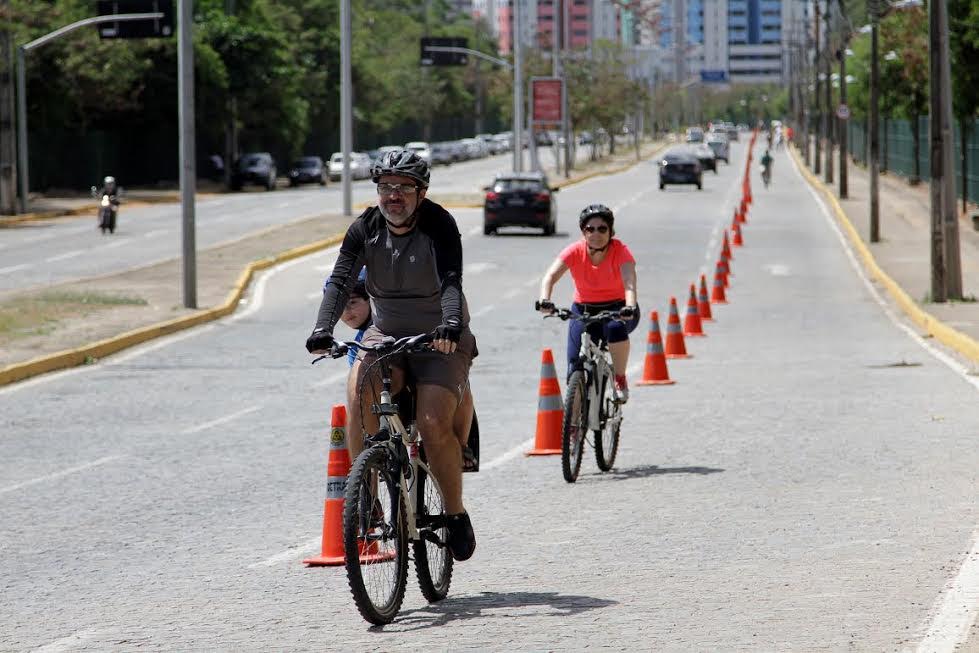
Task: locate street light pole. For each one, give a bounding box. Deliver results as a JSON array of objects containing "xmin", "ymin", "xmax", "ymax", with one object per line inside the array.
[
  {"xmin": 340, "ymin": 0, "xmax": 352, "ymax": 217},
  {"xmin": 178, "ymin": 0, "xmax": 196, "ymax": 308},
  {"xmin": 869, "ymin": 12, "xmax": 880, "ymax": 242},
  {"xmin": 513, "ymin": 0, "xmax": 524, "ymax": 173},
  {"xmin": 838, "ymin": 47, "xmax": 848, "ymax": 199},
  {"xmin": 813, "ymin": 0, "xmax": 822, "ymax": 174}
]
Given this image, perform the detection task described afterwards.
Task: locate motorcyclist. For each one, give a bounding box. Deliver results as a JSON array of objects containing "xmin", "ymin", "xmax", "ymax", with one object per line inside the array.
[{"xmin": 94, "ymin": 176, "xmax": 121, "ymax": 233}]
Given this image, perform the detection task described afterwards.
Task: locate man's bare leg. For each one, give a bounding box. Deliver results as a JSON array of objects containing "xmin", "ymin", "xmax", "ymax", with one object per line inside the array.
[
  {"xmin": 345, "ymin": 359, "xmax": 404, "ymax": 460},
  {"xmin": 416, "ymin": 384, "xmax": 464, "ymax": 514},
  {"xmin": 453, "ymin": 386, "xmax": 474, "ymax": 449}
]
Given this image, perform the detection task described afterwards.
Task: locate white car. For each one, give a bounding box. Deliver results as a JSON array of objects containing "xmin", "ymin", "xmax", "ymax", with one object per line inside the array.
[
  {"xmin": 404, "ymin": 141, "xmax": 432, "ymax": 164},
  {"xmin": 328, "ymin": 152, "xmax": 371, "ymax": 181}
]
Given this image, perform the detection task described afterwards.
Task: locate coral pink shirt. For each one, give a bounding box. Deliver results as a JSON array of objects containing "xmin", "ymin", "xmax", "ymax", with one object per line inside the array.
[{"xmin": 558, "ymin": 239, "xmax": 636, "ymax": 303}]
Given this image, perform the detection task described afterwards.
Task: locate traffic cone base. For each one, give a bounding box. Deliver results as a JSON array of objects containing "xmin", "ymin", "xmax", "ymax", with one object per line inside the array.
[{"xmin": 527, "ymin": 348, "xmax": 564, "ymax": 456}]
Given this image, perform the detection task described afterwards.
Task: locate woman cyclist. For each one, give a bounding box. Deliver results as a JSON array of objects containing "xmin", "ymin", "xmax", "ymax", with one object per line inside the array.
[{"xmin": 537, "ymin": 204, "xmax": 639, "ymax": 403}]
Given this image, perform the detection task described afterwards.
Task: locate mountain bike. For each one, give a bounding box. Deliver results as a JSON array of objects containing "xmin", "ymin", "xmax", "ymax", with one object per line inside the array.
[
  {"xmin": 538, "ymin": 306, "xmax": 624, "ymax": 483},
  {"xmin": 313, "ymin": 331, "xmax": 452, "ymax": 625}
]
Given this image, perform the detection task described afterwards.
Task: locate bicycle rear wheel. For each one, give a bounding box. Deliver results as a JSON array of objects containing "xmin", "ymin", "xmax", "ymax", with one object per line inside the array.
[
  {"xmin": 343, "ymin": 445, "xmax": 408, "ymax": 625},
  {"xmin": 562, "ymin": 371, "xmax": 588, "ymax": 483},
  {"xmin": 594, "ymin": 376, "xmax": 621, "ymax": 471},
  {"xmin": 413, "ymin": 463, "xmax": 453, "ymax": 602}
]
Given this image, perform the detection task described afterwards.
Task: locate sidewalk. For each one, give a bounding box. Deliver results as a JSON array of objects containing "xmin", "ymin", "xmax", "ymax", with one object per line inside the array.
[
  {"xmin": 793, "ymin": 144, "xmax": 979, "ymax": 366},
  {"xmin": 0, "ymin": 139, "xmax": 668, "ymax": 385}
]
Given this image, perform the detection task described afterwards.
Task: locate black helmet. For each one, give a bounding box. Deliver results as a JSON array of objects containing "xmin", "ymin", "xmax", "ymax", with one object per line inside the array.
[
  {"xmin": 370, "ymin": 149, "xmax": 430, "ymax": 187},
  {"xmin": 578, "ymin": 203, "xmax": 614, "ymax": 232}
]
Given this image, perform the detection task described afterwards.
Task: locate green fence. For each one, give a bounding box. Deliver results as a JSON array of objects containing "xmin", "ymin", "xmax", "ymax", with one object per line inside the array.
[{"xmin": 846, "ymin": 117, "xmax": 979, "ymax": 204}]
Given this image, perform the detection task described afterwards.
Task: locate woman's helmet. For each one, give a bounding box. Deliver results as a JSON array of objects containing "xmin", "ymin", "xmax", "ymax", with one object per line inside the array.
[
  {"xmin": 578, "ymin": 203, "xmax": 614, "ymax": 234},
  {"xmin": 369, "ymin": 149, "xmax": 430, "ymax": 187}
]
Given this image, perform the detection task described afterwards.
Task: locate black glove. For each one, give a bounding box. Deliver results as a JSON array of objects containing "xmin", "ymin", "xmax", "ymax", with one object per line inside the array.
[
  {"xmin": 618, "ymin": 305, "xmax": 638, "ymax": 320},
  {"xmin": 305, "ymin": 328, "xmax": 335, "ymax": 353},
  {"xmin": 535, "ymin": 299, "xmax": 555, "ymax": 313},
  {"xmin": 434, "ymin": 318, "xmax": 462, "ymax": 343}
]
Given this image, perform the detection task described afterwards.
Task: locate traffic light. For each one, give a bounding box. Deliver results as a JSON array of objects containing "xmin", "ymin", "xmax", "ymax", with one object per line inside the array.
[
  {"xmin": 96, "ymin": 0, "xmax": 174, "ymax": 39},
  {"xmin": 420, "ymin": 37, "xmax": 468, "ymax": 66}
]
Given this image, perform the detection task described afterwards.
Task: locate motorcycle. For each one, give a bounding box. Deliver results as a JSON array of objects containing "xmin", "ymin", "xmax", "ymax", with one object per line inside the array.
[{"xmin": 91, "ymin": 186, "xmax": 119, "ymax": 234}]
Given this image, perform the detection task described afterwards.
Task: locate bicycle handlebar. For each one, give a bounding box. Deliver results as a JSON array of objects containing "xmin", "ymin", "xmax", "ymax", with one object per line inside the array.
[
  {"xmin": 538, "ymin": 305, "xmax": 623, "ymax": 325},
  {"xmin": 311, "ymin": 331, "xmax": 435, "ymax": 365}
]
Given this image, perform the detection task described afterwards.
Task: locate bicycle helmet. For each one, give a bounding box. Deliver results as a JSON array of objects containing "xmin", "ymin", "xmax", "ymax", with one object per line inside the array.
[
  {"xmin": 578, "ymin": 203, "xmax": 614, "ymax": 234},
  {"xmin": 103, "ymin": 175, "xmax": 116, "ymax": 186},
  {"xmin": 369, "ymin": 149, "xmax": 430, "ymax": 187}
]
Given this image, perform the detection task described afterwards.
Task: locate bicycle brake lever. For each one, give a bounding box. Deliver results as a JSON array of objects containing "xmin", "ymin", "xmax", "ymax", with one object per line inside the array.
[{"xmin": 310, "ymin": 354, "xmax": 328, "ymax": 365}]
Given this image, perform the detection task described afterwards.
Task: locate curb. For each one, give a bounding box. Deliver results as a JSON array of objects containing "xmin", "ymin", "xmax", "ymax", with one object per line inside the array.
[
  {"xmin": 0, "ymin": 192, "xmax": 223, "ymax": 227},
  {"xmin": 790, "ymin": 145, "xmax": 979, "ymax": 365},
  {"xmin": 0, "ymin": 233, "xmax": 345, "ymax": 387}
]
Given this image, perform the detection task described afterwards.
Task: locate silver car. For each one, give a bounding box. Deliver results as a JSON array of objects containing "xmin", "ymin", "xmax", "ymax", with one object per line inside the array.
[{"xmin": 706, "ymin": 133, "xmax": 729, "ymax": 164}]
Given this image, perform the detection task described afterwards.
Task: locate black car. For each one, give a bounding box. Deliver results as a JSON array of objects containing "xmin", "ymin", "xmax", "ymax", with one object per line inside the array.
[
  {"xmin": 231, "ymin": 152, "xmax": 277, "ymax": 191},
  {"xmin": 659, "ymin": 149, "xmax": 703, "ymax": 190},
  {"xmin": 288, "ymin": 156, "xmax": 326, "ymax": 187},
  {"xmin": 483, "ymin": 172, "xmax": 559, "ymax": 235}
]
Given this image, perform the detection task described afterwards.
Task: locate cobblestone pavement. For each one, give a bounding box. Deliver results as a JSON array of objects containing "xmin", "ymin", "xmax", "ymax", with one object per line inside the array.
[{"xmin": 1, "ymin": 140, "xmax": 977, "ymax": 650}]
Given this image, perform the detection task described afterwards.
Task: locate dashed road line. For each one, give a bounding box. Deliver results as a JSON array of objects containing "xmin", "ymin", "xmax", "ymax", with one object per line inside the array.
[
  {"xmin": 33, "ymin": 628, "xmax": 105, "ymax": 653},
  {"xmin": 45, "ymin": 249, "xmax": 84, "ymax": 263},
  {"xmin": 181, "ymin": 405, "xmax": 262, "ymax": 435},
  {"xmin": 248, "ymin": 536, "xmax": 321, "ymax": 569},
  {"xmin": 0, "ymin": 262, "xmax": 31, "ymax": 275},
  {"xmin": 0, "ymin": 456, "xmax": 122, "ymax": 497}
]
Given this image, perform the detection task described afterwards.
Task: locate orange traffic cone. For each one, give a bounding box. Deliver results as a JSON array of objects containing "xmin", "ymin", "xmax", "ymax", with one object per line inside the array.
[
  {"xmin": 711, "ymin": 264, "xmax": 729, "ymax": 304},
  {"xmin": 637, "ymin": 311, "xmax": 675, "ymax": 386},
  {"xmin": 732, "ymin": 221, "xmax": 744, "ymax": 247},
  {"xmin": 304, "ymin": 405, "xmax": 352, "ymax": 567},
  {"xmin": 698, "ymin": 274, "xmax": 713, "ymax": 321},
  {"xmin": 738, "ymin": 199, "xmax": 747, "ymax": 222},
  {"xmin": 683, "ymin": 284, "xmax": 706, "ymax": 337},
  {"xmin": 745, "ymin": 182, "xmax": 753, "ymax": 205},
  {"xmin": 664, "ymin": 297, "xmax": 691, "ymax": 359},
  {"xmin": 526, "ymin": 348, "xmax": 563, "ymax": 456},
  {"xmin": 718, "ymin": 258, "xmax": 731, "ymax": 288},
  {"xmin": 722, "ymin": 230, "xmax": 733, "ymax": 261}
]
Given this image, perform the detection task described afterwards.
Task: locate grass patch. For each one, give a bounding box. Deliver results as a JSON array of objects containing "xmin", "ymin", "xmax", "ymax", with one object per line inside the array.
[{"xmin": 0, "ymin": 290, "xmax": 148, "ymax": 342}]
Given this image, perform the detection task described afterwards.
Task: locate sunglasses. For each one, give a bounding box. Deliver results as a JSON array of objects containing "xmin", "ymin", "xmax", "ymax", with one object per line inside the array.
[
  {"xmin": 377, "ymin": 183, "xmax": 419, "ymax": 196},
  {"xmin": 582, "ymin": 225, "xmax": 609, "ymax": 234}
]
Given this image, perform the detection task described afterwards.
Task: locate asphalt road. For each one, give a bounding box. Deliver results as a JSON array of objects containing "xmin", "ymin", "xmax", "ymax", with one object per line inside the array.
[
  {"xmin": 2, "ymin": 141, "xmax": 978, "ymax": 650},
  {"xmin": 0, "ymin": 146, "xmax": 584, "ymax": 294}
]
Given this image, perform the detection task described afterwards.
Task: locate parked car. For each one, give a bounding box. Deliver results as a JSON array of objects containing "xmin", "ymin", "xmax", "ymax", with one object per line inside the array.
[
  {"xmin": 459, "ymin": 137, "xmax": 487, "ymax": 159},
  {"xmin": 691, "ymin": 143, "xmax": 717, "ymax": 173},
  {"xmin": 430, "ymin": 142, "xmax": 455, "ymax": 166},
  {"xmin": 404, "ymin": 141, "xmax": 432, "ymax": 164},
  {"xmin": 328, "ymin": 151, "xmax": 371, "ymax": 181},
  {"xmin": 483, "ymin": 171, "xmax": 559, "ymax": 235},
  {"xmin": 659, "ymin": 148, "xmax": 703, "ymax": 190},
  {"xmin": 706, "ymin": 134, "xmax": 729, "ymax": 164},
  {"xmin": 685, "ymin": 127, "xmax": 705, "ymax": 143},
  {"xmin": 288, "ymin": 156, "xmax": 327, "ymax": 187},
  {"xmin": 475, "ymin": 133, "xmax": 500, "ymax": 155},
  {"xmin": 231, "ymin": 152, "xmax": 277, "ymax": 191},
  {"xmin": 492, "ymin": 133, "xmax": 512, "ymax": 152},
  {"xmin": 535, "ymin": 130, "xmax": 554, "ymax": 146}
]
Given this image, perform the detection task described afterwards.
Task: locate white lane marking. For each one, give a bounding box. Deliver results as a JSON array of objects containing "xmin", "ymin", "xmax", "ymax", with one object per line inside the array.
[
  {"xmin": 466, "ymin": 225, "xmax": 482, "ymax": 237},
  {"xmin": 99, "ymin": 238, "xmax": 131, "ymax": 250},
  {"xmin": 45, "ymin": 249, "xmax": 83, "ymax": 263},
  {"xmin": 916, "ymin": 532, "xmax": 979, "ymax": 652},
  {"xmin": 464, "ymin": 262, "xmax": 496, "ymax": 275},
  {"xmin": 248, "ymin": 536, "xmax": 321, "ymax": 569},
  {"xmin": 312, "ymin": 370, "xmax": 349, "ymax": 389},
  {"xmin": 470, "ymin": 305, "xmax": 495, "ymax": 319},
  {"xmin": 503, "ymin": 287, "xmax": 522, "ymax": 300},
  {"xmin": 0, "ymin": 262, "xmax": 31, "ymax": 275},
  {"xmin": 523, "ymin": 277, "xmax": 541, "ymax": 288},
  {"xmin": 230, "ymin": 247, "xmax": 339, "ymax": 323},
  {"xmin": 278, "ymin": 201, "xmax": 291, "ymax": 208},
  {"xmin": 481, "ymin": 437, "xmax": 535, "ymax": 471},
  {"xmin": 0, "ymin": 456, "xmax": 122, "ymax": 497},
  {"xmin": 143, "ymin": 229, "xmax": 169, "ymax": 239},
  {"xmin": 314, "ymin": 264, "xmax": 333, "ymax": 273},
  {"xmin": 306, "ymin": 291, "xmax": 323, "ymax": 300},
  {"xmin": 763, "ymin": 263, "xmax": 791, "ymax": 276},
  {"xmin": 107, "ymin": 325, "xmax": 218, "ymax": 366},
  {"xmin": 181, "ymin": 405, "xmax": 262, "ymax": 435},
  {"xmin": 795, "ymin": 152, "xmax": 979, "ymax": 652},
  {"xmin": 33, "ymin": 628, "xmax": 104, "ymax": 653}
]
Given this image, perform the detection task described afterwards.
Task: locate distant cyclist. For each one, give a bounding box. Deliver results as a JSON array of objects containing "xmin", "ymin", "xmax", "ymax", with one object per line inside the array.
[
  {"xmin": 536, "ymin": 204, "xmax": 639, "ymax": 403},
  {"xmin": 761, "ymin": 149, "xmax": 774, "ymax": 187}
]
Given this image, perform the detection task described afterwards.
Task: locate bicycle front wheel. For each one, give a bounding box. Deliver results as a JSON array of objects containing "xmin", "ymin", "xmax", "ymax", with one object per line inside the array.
[
  {"xmin": 594, "ymin": 376, "xmax": 621, "ymax": 472},
  {"xmin": 343, "ymin": 445, "xmax": 408, "ymax": 625},
  {"xmin": 413, "ymin": 464, "xmax": 453, "ymax": 602},
  {"xmin": 562, "ymin": 371, "xmax": 588, "ymax": 483}
]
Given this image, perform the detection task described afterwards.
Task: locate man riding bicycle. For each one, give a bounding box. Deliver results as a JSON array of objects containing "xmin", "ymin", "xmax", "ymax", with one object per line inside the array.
[
  {"xmin": 306, "ymin": 149, "xmax": 477, "ymax": 562},
  {"xmin": 536, "ymin": 204, "xmax": 639, "ymax": 403},
  {"xmin": 761, "ymin": 148, "xmax": 774, "ymax": 186}
]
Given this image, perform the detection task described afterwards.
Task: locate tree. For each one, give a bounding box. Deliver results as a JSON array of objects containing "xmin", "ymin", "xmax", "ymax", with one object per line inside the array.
[{"xmin": 949, "ymin": 0, "xmax": 979, "ymax": 212}]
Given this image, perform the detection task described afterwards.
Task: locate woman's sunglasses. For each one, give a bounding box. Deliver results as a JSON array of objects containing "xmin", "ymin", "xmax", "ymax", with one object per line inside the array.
[{"xmin": 582, "ymin": 225, "xmax": 609, "ymax": 234}]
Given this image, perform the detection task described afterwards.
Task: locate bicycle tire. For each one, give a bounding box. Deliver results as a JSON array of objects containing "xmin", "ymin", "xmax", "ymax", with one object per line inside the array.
[
  {"xmin": 561, "ymin": 371, "xmax": 588, "ymax": 483},
  {"xmin": 343, "ymin": 445, "xmax": 408, "ymax": 625},
  {"xmin": 594, "ymin": 375, "xmax": 621, "ymax": 471},
  {"xmin": 413, "ymin": 464, "xmax": 453, "ymax": 602}
]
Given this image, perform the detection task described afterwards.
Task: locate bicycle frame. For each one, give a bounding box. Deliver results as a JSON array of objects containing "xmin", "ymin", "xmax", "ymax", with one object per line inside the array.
[{"xmin": 577, "ymin": 334, "xmax": 613, "ymax": 432}]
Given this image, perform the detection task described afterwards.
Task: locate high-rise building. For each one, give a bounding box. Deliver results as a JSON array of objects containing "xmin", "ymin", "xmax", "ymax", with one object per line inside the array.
[{"xmin": 493, "ymin": 0, "xmax": 624, "ymax": 55}]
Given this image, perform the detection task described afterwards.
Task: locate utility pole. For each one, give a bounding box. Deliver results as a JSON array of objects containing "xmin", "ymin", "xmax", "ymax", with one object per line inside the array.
[
  {"xmin": 513, "ymin": 0, "xmax": 524, "ymax": 172},
  {"xmin": 223, "ymin": 0, "xmax": 237, "ymax": 189},
  {"xmin": 869, "ymin": 1, "xmax": 880, "ymax": 242},
  {"xmin": 823, "ymin": 5, "xmax": 833, "ymax": 185},
  {"xmin": 928, "ymin": 0, "xmax": 960, "ymax": 300},
  {"xmin": 838, "ymin": 46, "xmax": 847, "ymax": 199},
  {"xmin": 340, "ymin": 0, "xmax": 352, "ymax": 215},
  {"xmin": 561, "ymin": 0, "xmax": 571, "ymax": 177},
  {"xmin": 813, "ymin": 0, "xmax": 822, "ymax": 174},
  {"xmin": 178, "ymin": 0, "xmax": 197, "ymax": 308},
  {"xmin": 0, "ymin": 1, "xmax": 17, "ymax": 216}
]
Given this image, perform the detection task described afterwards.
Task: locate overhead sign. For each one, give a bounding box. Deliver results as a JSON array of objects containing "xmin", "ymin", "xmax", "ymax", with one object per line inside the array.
[
  {"xmin": 836, "ymin": 104, "xmax": 851, "ymax": 120},
  {"xmin": 700, "ymin": 70, "xmax": 728, "ymax": 83},
  {"xmin": 531, "ymin": 77, "xmax": 563, "ymax": 124},
  {"xmin": 420, "ymin": 37, "xmax": 468, "ymax": 66},
  {"xmin": 96, "ymin": 0, "xmax": 173, "ymax": 39}
]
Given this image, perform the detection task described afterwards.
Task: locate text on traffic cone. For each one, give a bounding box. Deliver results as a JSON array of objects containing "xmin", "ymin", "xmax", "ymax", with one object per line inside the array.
[{"xmin": 304, "ymin": 405, "xmax": 352, "ymax": 567}]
